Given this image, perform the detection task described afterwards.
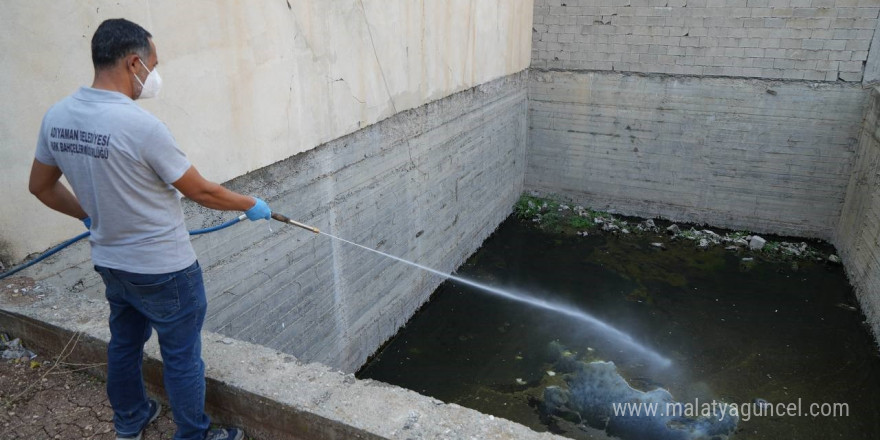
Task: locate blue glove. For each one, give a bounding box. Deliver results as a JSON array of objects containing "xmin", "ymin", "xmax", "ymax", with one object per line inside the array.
[
  {"xmin": 82, "ymin": 217, "xmax": 92, "ymax": 229},
  {"xmin": 245, "ymin": 197, "xmax": 271, "ymax": 221}
]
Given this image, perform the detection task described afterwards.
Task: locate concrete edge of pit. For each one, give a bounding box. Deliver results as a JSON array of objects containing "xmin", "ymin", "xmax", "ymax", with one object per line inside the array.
[{"xmin": 0, "ymin": 283, "xmax": 564, "ymax": 440}]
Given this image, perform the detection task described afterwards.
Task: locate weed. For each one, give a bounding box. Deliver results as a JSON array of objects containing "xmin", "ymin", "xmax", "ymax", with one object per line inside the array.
[
  {"xmin": 569, "ymin": 216, "xmax": 592, "ymax": 229},
  {"xmin": 762, "ymin": 241, "xmax": 781, "ymax": 253},
  {"xmin": 541, "ymin": 211, "xmax": 563, "ymax": 233}
]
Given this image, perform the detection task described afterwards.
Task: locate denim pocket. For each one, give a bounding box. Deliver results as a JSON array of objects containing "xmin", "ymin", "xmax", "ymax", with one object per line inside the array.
[
  {"xmin": 184, "ymin": 261, "xmax": 201, "ymax": 278},
  {"xmin": 122, "ymin": 273, "xmax": 181, "ymax": 319}
]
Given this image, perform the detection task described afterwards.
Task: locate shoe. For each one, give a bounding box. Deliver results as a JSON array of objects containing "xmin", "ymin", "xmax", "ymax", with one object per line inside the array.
[
  {"xmin": 116, "ymin": 398, "xmax": 161, "ymax": 440},
  {"xmin": 205, "ymin": 427, "xmax": 245, "ymax": 440}
]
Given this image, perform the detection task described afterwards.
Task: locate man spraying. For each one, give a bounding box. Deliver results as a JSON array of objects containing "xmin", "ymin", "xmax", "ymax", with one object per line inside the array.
[{"xmin": 29, "ymin": 18, "xmax": 266, "ymax": 440}]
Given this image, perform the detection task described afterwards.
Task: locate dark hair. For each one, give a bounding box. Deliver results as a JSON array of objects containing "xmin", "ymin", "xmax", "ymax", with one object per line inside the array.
[{"xmin": 91, "ymin": 18, "xmax": 152, "ymax": 69}]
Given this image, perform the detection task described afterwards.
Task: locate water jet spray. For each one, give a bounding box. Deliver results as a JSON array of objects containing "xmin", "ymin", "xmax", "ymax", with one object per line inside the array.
[{"xmin": 271, "ymin": 213, "xmax": 672, "ymax": 367}]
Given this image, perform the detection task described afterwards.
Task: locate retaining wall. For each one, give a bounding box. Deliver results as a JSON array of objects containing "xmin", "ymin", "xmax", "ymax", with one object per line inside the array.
[
  {"xmin": 836, "ymin": 86, "xmax": 880, "ymax": 343},
  {"xmin": 532, "ymin": 0, "xmax": 879, "ymax": 82},
  {"xmin": 527, "ymin": 70, "xmax": 867, "ymax": 239}
]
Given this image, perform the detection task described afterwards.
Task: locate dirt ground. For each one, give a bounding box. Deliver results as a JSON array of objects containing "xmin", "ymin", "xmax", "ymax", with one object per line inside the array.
[
  {"xmin": 0, "ymin": 355, "xmax": 178, "ymax": 439},
  {"xmin": 0, "ymin": 276, "xmax": 176, "ymax": 439},
  {"xmin": 0, "ymin": 277, "xmax": 257, "ymax": 440}
]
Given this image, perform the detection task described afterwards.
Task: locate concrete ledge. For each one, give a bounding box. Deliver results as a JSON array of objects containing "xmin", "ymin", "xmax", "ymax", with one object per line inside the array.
[{"xmin": 0, "ymin": 281, "xmax": 562, "ymax": 440}]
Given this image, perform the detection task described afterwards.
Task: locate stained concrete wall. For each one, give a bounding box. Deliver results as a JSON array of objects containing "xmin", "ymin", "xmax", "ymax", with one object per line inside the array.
[
  {"xmin": 836, "ymin": 86, "xmax": 880, "ymax": 342},
  {"xmin": 24, "ymin": 72, "xmax": 529, "ymax": 373},
  {"xmin": 527, "ymin": 70, "xmax": 867, "ymax": 238},
  {"xmin": 0, "ymin": 0, "xmax": 533, "ymax": 265},
  {"xmin": 532, "ymin": 0, "xmax": 879, "ymax": 82}
]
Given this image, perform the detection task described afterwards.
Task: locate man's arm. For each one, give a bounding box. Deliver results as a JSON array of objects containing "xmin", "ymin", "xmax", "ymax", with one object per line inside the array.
[
  {"xmin": 172, "ymin": 165, "xmax": 257, "ymax": 212},
  {"xmin": 28, "ymin": 159, "xmax": 88, "ymax": 220}
]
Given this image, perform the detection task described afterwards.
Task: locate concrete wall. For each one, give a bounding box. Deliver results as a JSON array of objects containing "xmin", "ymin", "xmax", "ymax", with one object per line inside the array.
[
  {"xmin": 532, "ymin": 0, "xmax": 879, "ymax": 82},
  {"xmin": 866, "ymin": 19, "xmax": 880, "ymax": 82},
  {"xmin": 527, "ymin": 70, "xmax": 866, "ymax": 238},
  {"xmin": 24, "ymin": 72, "xmax": 529, "ymax": 373},
  {"xmin": 528, "ymin": 0, "xmax": 877, "ymax": 239},
  {"xmin": 0, "ymin": 0, "xmax": 533, "ymax": 265},
  {"xmin": 836, "ymin": 86, "xmax": 880, "ymax": 342}
]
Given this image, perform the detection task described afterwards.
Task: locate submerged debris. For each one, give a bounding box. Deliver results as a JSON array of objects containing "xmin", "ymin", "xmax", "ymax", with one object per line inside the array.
[{"xmin": 538, "ymin": 342, "xmax": 738, "ymax": 440}]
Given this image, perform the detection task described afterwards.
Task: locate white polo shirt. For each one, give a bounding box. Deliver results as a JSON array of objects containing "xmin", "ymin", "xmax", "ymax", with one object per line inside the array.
[{"xmin": 35, "ymin": 87, "xmax": 196, "ymax": 274}]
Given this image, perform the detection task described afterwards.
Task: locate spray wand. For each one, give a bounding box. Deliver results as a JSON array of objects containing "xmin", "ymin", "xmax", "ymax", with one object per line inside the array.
[{"xmin": 271, "ymin": 213, "xmax": 320, "ymax": 234}]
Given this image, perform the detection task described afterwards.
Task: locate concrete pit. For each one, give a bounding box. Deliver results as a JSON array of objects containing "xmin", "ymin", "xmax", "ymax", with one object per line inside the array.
[{"xmin": 3, "ymin": 1, "xmax": 880, "ymax": 439}]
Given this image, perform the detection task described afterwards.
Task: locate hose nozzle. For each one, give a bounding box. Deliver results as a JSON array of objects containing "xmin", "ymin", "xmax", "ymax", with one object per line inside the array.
[{"xmin": 271, "ymin": 213, "xmax": 320, "ymax": 234}]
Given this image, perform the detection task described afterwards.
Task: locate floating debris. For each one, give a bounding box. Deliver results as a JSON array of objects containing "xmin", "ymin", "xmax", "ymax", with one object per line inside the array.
[
  {"xmin": 515, "ymin": 194, "xmax": 833, "ymax": 263},
  {"xmin": 836, "ymin": 303, "xmax": 858, "ymax": 312},
  {"xmin": 539, "ymin": 347, "xmax": 738, "ymax": 440},
  {"xmin": 749, "ymin": 235, "xmax": 766, "ymax": 250}
]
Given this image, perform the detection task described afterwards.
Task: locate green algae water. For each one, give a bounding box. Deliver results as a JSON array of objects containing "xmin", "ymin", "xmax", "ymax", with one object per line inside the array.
[{"xmin": 357, "ymin": 216, "xmax": 880, "ymax": 439}]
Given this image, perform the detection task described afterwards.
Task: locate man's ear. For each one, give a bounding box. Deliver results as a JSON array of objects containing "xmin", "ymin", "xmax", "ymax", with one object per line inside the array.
[{"xmin": 125, "ymin": 54, "xmax": 140, "ymax": 74}]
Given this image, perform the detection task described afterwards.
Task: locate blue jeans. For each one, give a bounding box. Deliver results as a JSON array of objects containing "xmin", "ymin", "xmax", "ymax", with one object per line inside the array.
[{"xmin": 95, "ymin": 261, "xmax": 211, "ymax": 440}]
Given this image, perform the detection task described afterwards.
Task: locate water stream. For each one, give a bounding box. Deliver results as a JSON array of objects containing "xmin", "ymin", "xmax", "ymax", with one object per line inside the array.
[{"xmin": 318, "ymin": 230, "xmax": 671, "ymax": 368}]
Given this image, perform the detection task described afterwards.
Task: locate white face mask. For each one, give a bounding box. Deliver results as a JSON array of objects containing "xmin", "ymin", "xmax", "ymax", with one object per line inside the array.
[{"xmin": 134, "ymin": 58, "xmax": 162, "ymax": 99}]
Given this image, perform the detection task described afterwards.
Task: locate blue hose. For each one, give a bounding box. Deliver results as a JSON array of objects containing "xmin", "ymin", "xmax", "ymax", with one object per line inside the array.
[
  {"xmin": 0, "ymin": 214, "xmax": 248, "ymax": 280},
  {"xmin": 188, "ymin": 214, "xmax": 247, "ymax": 235}
]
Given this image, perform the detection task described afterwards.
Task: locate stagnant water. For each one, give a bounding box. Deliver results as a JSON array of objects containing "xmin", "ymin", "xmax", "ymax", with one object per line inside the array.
[{"xmin": 357, "ymin": 216, "xmax": 880, "ymax": 439}]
